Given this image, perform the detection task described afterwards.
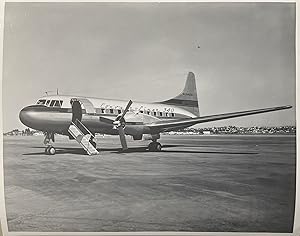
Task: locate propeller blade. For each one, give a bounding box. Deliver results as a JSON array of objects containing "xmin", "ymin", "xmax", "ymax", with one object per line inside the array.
[
  {"xmin": 117, "ymin": 100, "xmax": 133, "ymax": 121},
  {"xmin": 118, "ymin": 126, "xmax": 128, "ymax": 150}
]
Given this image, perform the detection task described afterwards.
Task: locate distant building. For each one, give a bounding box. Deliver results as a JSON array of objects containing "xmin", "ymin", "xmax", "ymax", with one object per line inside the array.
[
  {"xmin": 203, "ymin": 131, "xmax": 211, "ymax": 135},
  {"xmin": 162, "ymin": 126, "xmax": 296, "ymax": 135}
]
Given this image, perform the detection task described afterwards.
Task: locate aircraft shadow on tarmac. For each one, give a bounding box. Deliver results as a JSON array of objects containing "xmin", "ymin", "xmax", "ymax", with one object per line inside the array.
[{"xmin": 23, "ymin": 145, "xmax": 258, "ymax": 155}]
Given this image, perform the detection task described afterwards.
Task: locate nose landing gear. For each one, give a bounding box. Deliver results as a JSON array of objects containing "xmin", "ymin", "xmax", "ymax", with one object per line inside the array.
[
  {"xmin": 44, "ymin": 132, "xmax": 56, "ymax": 155},
  {"xmin": 45, "ymin": 145, "xmax": 56, "ymax": 155}
]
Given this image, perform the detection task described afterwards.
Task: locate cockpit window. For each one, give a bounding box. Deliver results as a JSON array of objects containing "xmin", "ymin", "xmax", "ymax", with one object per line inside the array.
[
  {"xmin": 37, "ymin": 99, "xmax": 46, "ymax": 105},
  {"xmin": 54, "ymin": 100, "xmax": 60, "ymax": 107},
  {"xmin": 37, "ymin": 99, "xmax": 63, "ymax": 107},
  {"xmin": 50, "ymin": 100, "xmax": 55, "ymax": 107}
]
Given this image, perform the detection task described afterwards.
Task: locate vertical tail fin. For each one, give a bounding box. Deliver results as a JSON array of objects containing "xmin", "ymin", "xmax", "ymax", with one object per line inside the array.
[{"xmin": 160, "ymin": 72, "xmax": 200, "ymax": 116}]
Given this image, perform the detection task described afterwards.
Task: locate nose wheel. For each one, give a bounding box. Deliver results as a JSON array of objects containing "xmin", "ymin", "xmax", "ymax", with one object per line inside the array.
[
  {"xmin": 44, "ymin": 132, "xmax": 56, "ymax": 155},
  {"xmin": 148, "ymin": 141, "xmax": 162, "ymax": 152},
  {"xmin": 45, "ymin": 145, "xmax": 56, "ymax": 155}
]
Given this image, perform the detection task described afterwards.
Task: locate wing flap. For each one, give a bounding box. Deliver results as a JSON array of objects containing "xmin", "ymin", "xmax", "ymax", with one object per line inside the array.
[{"xmin": 147, "ymin": 105, "xmax": 292, "ymax": 132}]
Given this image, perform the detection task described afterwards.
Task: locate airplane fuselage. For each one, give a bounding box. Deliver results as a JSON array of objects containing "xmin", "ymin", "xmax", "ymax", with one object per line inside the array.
[{"xmin": 19, "ymin": 95, "xmax": 196, "ymax": 139}]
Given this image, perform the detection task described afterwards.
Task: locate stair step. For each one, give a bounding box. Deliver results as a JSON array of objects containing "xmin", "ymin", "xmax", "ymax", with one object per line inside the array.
[{"xmin": 68, "ymin": 121, "xmax": 99, "ymax": 155}]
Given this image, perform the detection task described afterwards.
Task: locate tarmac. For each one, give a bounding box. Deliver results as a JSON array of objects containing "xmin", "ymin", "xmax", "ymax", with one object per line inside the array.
[{"xmin": 3, "ymin": 134, "xmax": 296, "ymax": 232}]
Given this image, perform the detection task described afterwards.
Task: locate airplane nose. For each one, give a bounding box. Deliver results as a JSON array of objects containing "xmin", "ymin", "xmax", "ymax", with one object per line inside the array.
[
  {"xmin": 19, "ymin": 106, "xmax": 31, "ymax": 127},
  {"xmin": 19, "ymin": 105, "xmax": 70, "ymax": 132},
  {"xmin": 19, "ymin": 106, "xmax": 39, "ymax": 129}
]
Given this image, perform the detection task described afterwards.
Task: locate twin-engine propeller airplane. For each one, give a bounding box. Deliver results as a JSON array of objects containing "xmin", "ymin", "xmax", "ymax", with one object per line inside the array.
[{"xmin": 19, "ymin": 72, "xmax": 292, "ymax": 155}]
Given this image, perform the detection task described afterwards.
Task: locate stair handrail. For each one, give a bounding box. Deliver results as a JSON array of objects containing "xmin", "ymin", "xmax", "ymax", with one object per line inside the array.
[{"xmin": 74, "ymin": 119, "xmax": 95, "ymax": 138}]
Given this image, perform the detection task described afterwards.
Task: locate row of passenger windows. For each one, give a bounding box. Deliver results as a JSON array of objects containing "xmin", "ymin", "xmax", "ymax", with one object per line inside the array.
[
  {"xmin": 97, "ymin": 108, "xmax": 175, "ymax": 117},
  {"xmin": 36, "ymin": 99, "xmax": 175, "ymax": 117},
  {"xmin": 37, "ymin": 99, "xmax": 63, "ymax": 107}
]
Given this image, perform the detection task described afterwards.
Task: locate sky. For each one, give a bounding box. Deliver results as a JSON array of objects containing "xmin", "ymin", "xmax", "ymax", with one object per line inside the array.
[{"xmin": 2, "ymin": 2, "xmax": 296, "ymax": 132}]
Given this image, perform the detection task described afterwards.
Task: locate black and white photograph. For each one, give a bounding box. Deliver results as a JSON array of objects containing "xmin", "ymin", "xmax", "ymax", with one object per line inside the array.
[{"xmin": 1, "ymin": 1, "xmax": 297, "ymax": 234}]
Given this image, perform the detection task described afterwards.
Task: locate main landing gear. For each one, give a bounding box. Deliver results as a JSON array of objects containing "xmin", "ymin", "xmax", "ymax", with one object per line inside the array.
[
  {"xmin": 148, "ymin": 141, "xmax": 162, "ymax": 152},
  {"xmin": 44, "ymin": 132, "xmax": 56, "ymax": 155}
]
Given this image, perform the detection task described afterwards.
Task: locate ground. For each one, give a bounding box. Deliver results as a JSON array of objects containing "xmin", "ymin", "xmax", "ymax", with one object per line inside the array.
[{"xmin": 3, "ymin": 134, "xmax": 296, "ymax": 232}]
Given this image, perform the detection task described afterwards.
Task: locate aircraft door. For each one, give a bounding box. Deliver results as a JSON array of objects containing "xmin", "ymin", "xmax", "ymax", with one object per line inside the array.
[
  {"xmin": 71, "ymin": 100, "xmax": 82, "ymax": 122},
  {"xmin": 77, "ymin": 98, "xmax": 96, "ymax": 114}
]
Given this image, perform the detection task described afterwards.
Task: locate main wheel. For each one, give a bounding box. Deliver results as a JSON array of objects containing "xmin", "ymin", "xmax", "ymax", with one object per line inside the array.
[
  {"xmin": 148, "ymin": 142, "xmax": 162, "ymax": 152},
  {"xmin": 155, "ymin": 142, "xmax": 162, "ymax": 151},
  {"xmin": 45, "ymin": 146, "xmax": 50, "ymax": 154}
]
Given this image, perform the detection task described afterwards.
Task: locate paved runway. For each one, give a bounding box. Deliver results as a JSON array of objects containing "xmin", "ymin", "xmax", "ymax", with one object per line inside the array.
[{"xmin": 3, "ymin": 134, "xmax": 296, "ymax": 232}]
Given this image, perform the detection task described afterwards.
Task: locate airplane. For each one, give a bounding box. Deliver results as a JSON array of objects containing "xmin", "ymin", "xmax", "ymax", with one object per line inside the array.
[{"xmin": 19, "ymin": 72, "xmax": 292, "ymax": 155}]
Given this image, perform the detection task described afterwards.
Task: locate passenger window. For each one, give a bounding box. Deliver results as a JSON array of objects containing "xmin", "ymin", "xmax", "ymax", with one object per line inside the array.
[
  {"xmin": 117, "ymin": 110, "xmax": 121, "ymax": 114},
  {"xmin": 110, "ymin": 109, "xmax": 114, "ymax": 114},
  {"xmin": 50, "ymin": 100, "xmax": 55, "ymax": 107},
  {"xmin": 140, "ymin": 110, "xmax": 143, "ymax": 113},
  {"xmin": 171, "ymin": 113, "xmax": 175, "ymax": 117},
  {"xmin": 60, "ymin": 100, "xmax": 63, "ymax": 106},
  {"xmin": 101, "ymin": 108, "xmax": 105, "ymax": 113},
  {"xmin": 165, "ymin": 113, "xmax": 168, "ymax": 117},
  {"xmin": 153, "ymin": 112, "xmax": 157, "ymax": 116},
  {"xmin": 159, "ymin": 112, "xmax": 163, "ymax": 116},
  {"xmin": 46, "ymin": 100, "xmax": 50, "ymax": 106},
  {"xmin": 147, "ymin": 111, "xmax": 150, "ymax": 115}
]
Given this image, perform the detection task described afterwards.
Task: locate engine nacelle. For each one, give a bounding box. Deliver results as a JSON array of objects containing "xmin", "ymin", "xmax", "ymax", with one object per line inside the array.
[
  {"xmin": 133, "ymin": 134, "xmax": 143, "ymax": 140},
  {"xmin": 124, "ymin": 125, "xmax": 144, "ymax": 139},
  {"xmin": 143, "ymin": 133, "xmax": 160, "ymax": 141}
]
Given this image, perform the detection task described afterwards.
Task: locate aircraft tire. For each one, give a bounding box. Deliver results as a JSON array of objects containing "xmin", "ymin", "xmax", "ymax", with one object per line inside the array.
[
  {"xmin": 48, "ymin": 146, "xmax": 56, "ymax": 155},
  {"xmin": 155, "ymin": 142, "xmax": 162, "ymax": 152},
  {"xmin": 45, "ymin": 146, "xmax": 50, "ymax": 155},
  {"xmin": 148, "ymin": 142, "xmax": 162, "ymax": 152}
]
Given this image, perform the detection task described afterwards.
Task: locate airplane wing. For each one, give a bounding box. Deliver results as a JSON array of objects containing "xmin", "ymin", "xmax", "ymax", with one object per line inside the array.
[{"xmin": 146, "ymin": 105, "xmax": 292, "ymax": 132}]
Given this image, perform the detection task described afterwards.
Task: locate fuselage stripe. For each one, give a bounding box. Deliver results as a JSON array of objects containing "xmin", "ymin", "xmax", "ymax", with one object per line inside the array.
[{"xmin": 161, "ymin": 99, "xmax": 199, "ymax": 107}]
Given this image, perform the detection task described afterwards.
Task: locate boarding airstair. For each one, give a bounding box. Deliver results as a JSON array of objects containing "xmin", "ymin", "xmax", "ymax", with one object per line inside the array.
[{"xmin": 68, "ymin": 119, "xmax": 99, "ymax": 155}]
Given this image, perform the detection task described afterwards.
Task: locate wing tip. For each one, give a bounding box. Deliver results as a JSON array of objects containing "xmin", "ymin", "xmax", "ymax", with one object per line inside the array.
[{"xmin": 281, "ymin": 105, "xmax": 292, "ymax": 109}]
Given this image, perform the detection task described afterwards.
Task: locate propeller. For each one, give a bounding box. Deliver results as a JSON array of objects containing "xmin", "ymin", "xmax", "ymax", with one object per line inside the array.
[
  {"xmin": 113, "ymin": 100, "xmax": 133, "ymax": 151},
  {"xmin": 115, "ymin": 100, "xmax": 133, "ymax": 122},
  {"xmin": 118, "ymin": 125, "xmax": 127, "ymax": 150}
]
